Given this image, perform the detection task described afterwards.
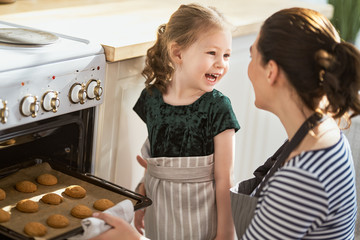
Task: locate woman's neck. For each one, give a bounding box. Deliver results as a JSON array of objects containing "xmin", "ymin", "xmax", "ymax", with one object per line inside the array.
[{"xmin": 276, "ymin": 102, "xmax": 315, "ymax": 141}]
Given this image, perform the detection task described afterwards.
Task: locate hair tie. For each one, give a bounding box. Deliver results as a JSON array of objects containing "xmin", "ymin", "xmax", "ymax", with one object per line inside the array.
[{"xmin": 158, "ymin": 24, "xmax": 166, "ymax": 34}]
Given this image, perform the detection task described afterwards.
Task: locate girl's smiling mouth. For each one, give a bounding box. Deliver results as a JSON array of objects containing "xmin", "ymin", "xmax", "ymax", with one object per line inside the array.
[{"xmin": 205, "ymin": 73, "xmax": 220, "ymax": 83}]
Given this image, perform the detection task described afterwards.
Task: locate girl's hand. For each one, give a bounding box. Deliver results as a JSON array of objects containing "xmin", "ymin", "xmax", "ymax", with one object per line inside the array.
[
  {"xmin": 134, "ymin": 208, "xmax": 146, "ymax": 234},
  {"xmin": 89, "ymin": 212, "xmax": 141, "ymax": 240},
  {"xmin": 134, "ymin": 179, "xmax": 146, "ymax": 234},
  {"xmin": 136, "ymin": 155, "xmax": 148, "ymax": 169},
  {"xmin": 135, "ymin": 156, "xmax": 147, "ymax": 234}
]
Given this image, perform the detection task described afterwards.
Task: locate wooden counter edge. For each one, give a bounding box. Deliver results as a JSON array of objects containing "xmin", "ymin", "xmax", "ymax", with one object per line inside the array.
[
  {"xmin": 104, "ymin": 4, "xmax": 333, "ymax": 63},
  {"xmin": 103, "ymin": 23, "xmax": 262, "ymax": 62}
]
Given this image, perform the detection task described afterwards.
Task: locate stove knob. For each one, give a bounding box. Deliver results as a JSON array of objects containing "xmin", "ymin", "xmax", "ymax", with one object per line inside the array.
[
  {"xmin": 20, "ymin": 95, "xmax": 40, "ymax": 118},
  {"xmin": 42, "ymin": 91, "xmax": 60, "ymax": 113},
  {"xmin": 0, "ymin": 99, "xmax": 9, "ymax": 124},
  {"xmin": 86, "ymin": 79, "xmax": 103, "ymax": 100},
  {"xmin": 70, "ymin": 83, "xmax": 87, "ymax": 104}
]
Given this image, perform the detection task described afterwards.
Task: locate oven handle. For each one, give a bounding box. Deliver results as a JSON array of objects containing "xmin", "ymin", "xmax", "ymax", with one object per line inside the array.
[{"xmin": 83, "ymin": 173, "xmax": 152, "ymax": 211}]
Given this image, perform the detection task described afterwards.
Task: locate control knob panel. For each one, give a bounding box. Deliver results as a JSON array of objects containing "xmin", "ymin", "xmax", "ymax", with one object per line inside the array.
[
  {"xmin": 20, "ymin": 95, "xmax": 40, "ymax": 118},
  {"xmin": 69, "ymin": 83, "xmax": 87, "ymax": 104},
  {"xmin": 42, "ymin": 91, "xmax": 60, "ymax": 113},
  {"xmin": 86, "ymin": 79, "xmax": 103, "ymax": 100},
  {"xmin": 0, "ymin": 54, "xmax": 105, "ymax": 131}
]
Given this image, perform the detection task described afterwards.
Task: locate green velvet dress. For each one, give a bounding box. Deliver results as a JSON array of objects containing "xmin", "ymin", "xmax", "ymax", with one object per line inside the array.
[{"xmin": 133, "ymin": 87, "xmax": 240, "ymax": 157}]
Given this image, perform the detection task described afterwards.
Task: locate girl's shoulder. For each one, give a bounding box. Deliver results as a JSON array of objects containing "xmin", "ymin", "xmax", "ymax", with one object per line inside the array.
[
  {"xmin": 200, "ymin": 89, "xmax": 232, "ymax": 105},
  {"xmin": 140, "ymin": 86, "xmax": 161, "ymax": 97},
  {"xmin": 138, "ymin": 86, "xmax": 162, "ymax": 104},
  {"xmin": 205, "ymin": 89, "xmax": 227, "ymax": 99}
]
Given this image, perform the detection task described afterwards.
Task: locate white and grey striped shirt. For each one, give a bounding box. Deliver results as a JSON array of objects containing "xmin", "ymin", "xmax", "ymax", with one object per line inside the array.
[{"xmin": 243, "ymin": 132, "xmax": 357, "ymax": 240}]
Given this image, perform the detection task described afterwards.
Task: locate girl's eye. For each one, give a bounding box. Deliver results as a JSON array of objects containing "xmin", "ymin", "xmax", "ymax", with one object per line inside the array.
[
  {"xmin": 224, "ymin": 53, "xmax": 231, "ymax": 58},
  {"xmin": 207, "ymin": 51, "xmax": 216, "ymax": 55}
]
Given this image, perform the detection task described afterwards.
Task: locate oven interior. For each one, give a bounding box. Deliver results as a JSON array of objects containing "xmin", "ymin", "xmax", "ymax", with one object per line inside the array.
[
  {"xmin": 0, "ymin": 108, "xmax": 152, "ymax": 239},
  {"xmin": 0, "ymin": 108, "xmax": 95, "ymax": 178}
]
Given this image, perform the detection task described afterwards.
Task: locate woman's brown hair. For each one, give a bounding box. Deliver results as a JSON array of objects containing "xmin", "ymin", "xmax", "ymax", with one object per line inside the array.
[
  {"xmin": 142, "ymin": 3, "xmax": 231, "ymax": 94},
  {"xmin": 258, "ymin": 8, "xmax": 360, "ymax": 124}
]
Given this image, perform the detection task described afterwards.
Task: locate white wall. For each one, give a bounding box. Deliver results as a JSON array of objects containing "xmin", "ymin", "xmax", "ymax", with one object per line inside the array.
[{"xmin": 217, "ymin": 34, "xmax": 286, "ymax": 184}]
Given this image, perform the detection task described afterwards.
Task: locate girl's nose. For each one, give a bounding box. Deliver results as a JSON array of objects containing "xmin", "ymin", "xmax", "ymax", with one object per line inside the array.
[{"xmin": 215, "ymin": 57, "xmax": 226, "ymax": 68}]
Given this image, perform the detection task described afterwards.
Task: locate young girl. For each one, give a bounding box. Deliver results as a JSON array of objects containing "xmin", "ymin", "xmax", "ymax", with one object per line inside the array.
[{"xmin": 133, "ymin": 3, "xmax": 240, "ymax": 240}]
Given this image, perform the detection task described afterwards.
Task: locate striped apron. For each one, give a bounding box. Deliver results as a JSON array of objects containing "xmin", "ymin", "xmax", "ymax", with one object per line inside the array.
[
  {"xmin": 229, "ymin": 112, "xmax": 325, "ymax": 239},
  {"xmin": 141, "ymin": 141, "xmax": 217, "ymax": 240}
]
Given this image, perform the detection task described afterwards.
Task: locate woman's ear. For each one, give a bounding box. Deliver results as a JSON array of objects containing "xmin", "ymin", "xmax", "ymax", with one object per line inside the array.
[
  {"xmin": 169, "ymin": 42, "xmax": 182, "ymax": 64},
  {"xmin": 266, "ymin": 60, "xmax": 279, "ymax": 86}
]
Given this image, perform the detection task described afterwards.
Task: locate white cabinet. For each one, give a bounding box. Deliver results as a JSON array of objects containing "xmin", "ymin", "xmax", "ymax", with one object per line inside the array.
[
  {"xmin": 94, "ymin": 57, "xmax": 147, "ymax": 190},
  {"xmin": 94, "ymin": 34, "xmax": 287, "ymax": 191}
]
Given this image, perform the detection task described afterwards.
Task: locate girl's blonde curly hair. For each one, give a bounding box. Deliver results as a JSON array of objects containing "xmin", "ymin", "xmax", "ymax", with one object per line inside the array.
[{"xmin": 142, "ymin": 3, "xmax": 232, "ymax": 94}]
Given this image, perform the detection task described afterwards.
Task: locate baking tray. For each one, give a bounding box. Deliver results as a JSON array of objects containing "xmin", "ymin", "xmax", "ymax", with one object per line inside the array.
[{"xmin": 0, "ymin": 160, "xmax": 151, "ymax": 240}]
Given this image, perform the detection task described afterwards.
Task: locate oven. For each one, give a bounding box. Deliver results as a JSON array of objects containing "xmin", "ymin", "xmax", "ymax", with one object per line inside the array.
[
  {"xmin": 0, "ymin": 19, "xmax": 105, "ymax": 175},
  {"xmin": 0, "ymin": 21, "xmax": 151, "ymax": 239}
]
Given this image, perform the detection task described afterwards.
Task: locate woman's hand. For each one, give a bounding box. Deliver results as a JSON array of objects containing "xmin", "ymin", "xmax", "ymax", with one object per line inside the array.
[{"xmin": 89, "ymin": 212, "xmax": 141, "ymax": 240}]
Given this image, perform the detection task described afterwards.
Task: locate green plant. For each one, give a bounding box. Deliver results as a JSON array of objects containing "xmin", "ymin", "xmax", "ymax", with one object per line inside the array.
[{"xmin": 328, "ymin": 0, "xmax": 360, "ymax": 43}]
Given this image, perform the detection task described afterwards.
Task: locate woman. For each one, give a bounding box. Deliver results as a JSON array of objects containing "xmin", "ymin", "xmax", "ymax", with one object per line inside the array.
[
  {"xmin": 90, "ymin": 7, "xmax": 359, "ymax": 240},
  {"xmin": 236, "ymin": 7, "xmax": 359, "ymax": 239}
]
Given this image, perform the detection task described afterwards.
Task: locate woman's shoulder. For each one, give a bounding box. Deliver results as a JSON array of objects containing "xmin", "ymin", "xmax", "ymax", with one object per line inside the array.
[{"xmin": 284, "ymin": 132, "xmax": 352, "ymax": 181}]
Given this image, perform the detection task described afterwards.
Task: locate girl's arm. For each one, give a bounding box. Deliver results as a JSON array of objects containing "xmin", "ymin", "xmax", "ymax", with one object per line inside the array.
[{"xmin": 213, "ymin": 128, "xmax": 236, "ymax": 240}]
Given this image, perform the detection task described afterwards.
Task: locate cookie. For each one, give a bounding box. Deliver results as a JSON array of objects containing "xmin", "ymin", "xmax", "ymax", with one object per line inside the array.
[
  {"xmin": 64, "ymin": 185, "xmax": 86, "ymax": 198},
  {"xmin": 0, "ymin": 209, "xmax": 10, "ymax": 223},
  {"xmin": 93, "ymin": 199, "xmax": 115, "ymax": 211},
  {"xmin": 46, "ymin": 214, "xmax": 69, "ymax": 228},
  {"xmin": 0, "ymin": 188, "xmax": 5, "ymax": 200},
  {"xmin": 37, "ymin": 173, "xmax": 58, "ymax": 186},
  {"xmin": 70, "ymin": 204, "xmax": 92, "ymax": 219},
  {"xmin": 15, "ymin": 180, "xmax": 37, "ymax": 193},
  {"xmin": 24, "ymin": 222, "xmax": 47, "ymax": 237},
  {"xmin": 41, "ymin": 193, "xmax": 63, "ymax": 205},
  {"xmin": 16, "ymin": 199, "xmax": 39, "ymax": 213}
]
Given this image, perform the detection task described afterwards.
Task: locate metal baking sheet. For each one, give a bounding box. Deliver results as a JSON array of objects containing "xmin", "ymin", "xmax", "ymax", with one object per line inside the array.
[
  {"xmin": 0, "ymin": 28, "xmax": 59, "ymax": 45},
  {"xmin": 0, "ymin": 161, "xmax": 151, "ymax": 240}
]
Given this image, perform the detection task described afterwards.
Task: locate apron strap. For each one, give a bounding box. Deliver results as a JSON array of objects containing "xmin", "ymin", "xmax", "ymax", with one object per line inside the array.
[{"xmin": 254, "ymin": 112, "xmax": 327, "ymax": 197}]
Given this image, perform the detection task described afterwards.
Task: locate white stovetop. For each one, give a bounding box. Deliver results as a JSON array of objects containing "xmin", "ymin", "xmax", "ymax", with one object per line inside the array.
[{"xmin": 0, "ymin": 21, "xmax": 104, "ymax": 72}]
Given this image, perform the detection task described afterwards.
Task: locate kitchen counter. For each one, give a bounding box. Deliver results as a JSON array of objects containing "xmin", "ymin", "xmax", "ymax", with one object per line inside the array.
[{"xmin": 0, "ymin": 0, "xmax": 332, "ymax": 62}]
